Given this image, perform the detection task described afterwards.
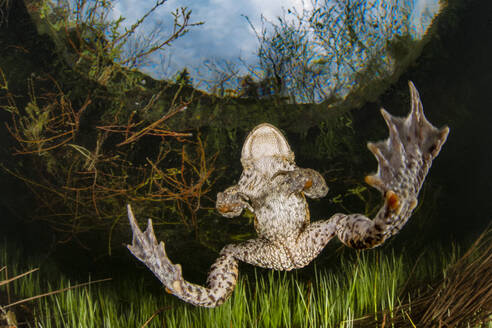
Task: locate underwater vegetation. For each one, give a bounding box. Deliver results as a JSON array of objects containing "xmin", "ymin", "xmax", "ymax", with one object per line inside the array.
[
  {"xmin": 0, "ymin": 0, "xmax": 220, "ymax": 255},
  {"xmin": 1, "ymin": 230, "xmax": 492, "ymax": 327}
]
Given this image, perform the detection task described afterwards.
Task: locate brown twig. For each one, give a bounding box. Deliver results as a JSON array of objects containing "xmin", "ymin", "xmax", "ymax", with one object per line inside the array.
[{"xmin": 116, "ymin": 102, "xmax": 190, "ymax": 146}]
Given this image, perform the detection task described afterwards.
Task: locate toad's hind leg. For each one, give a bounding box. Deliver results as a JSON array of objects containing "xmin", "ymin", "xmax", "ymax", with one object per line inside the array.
[
  {"xmin": 127, "ymin": 205, "xmax": 238, "ymax": 307},
  {"xmin": 296, "ymin": 82, "xmax": 449, "ymax": 253},
  {"xmin": 337, "ymin": 82, "xmax": 449, "ymax": 249}
]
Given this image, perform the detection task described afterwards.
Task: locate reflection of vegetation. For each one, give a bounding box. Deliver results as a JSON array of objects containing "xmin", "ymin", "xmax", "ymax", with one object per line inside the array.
[
  {"xmin": 2, "ymin": 230, "xmax": 491, "ymax": 327},
  {"xmin": 175, "ymin": 68, "xmax": 193, "ymax": 87},
  {"xmin": 34, "ymin": 0, "xmax": 202, "ymax": 79},
  {"xmin": 244, "ymin": 0, "xmax": 436, "ymax": 104}
]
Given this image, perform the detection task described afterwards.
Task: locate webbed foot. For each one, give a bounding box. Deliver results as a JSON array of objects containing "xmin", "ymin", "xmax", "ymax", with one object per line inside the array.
[
  {"xmin": 365, "ymin": 82, "xmax": 449, "ymax": 196},
  {"xmin": 127, "ymin": 205, "xmax": 185, "ymax": 294},
  {"xmin": 305, "ymin": 82, "xmax": 449, "ymax": 251},
  {"xmin": 365, "ymin": 81, "xmax": 449, "ymax": 225},
  {"xmin": 127, "ymin": 204, "xmax": 240, "ymax": 307}
]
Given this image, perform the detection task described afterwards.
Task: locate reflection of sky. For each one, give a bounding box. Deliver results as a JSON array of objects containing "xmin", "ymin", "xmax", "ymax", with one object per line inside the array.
[{"xmin": 110, "ymin": 0, "xmax": 441, "ymax": 86}]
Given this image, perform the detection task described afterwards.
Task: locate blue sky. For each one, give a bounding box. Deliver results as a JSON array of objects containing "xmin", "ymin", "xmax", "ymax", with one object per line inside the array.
[
  {"xmin": 112, "ymin": 0, "xmax": 311, "ymax": 79},
  {"xmin": 109, "ymin": 0, "xmax": 441, "ymax": 94}
]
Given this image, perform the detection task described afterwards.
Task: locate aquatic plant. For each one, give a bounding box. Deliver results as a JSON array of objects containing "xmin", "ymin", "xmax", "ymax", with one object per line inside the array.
[
  {"xmin": 0, "ymin": 0, "xmax": 10, "ymax": 26},
  {"xmin": 0, "ymin": 250, "xmax": 109, "ymax": 327},
  {"xmin": 418, "ymin": 229, "xmax": 492, "ymax": 326},
  {"xmin": 2, "ymin": 233, "xmax": 491, "ymax": 327},
  {"xmin": 0, "ymin": 65, "xmax": 216, "ymax": 253}
]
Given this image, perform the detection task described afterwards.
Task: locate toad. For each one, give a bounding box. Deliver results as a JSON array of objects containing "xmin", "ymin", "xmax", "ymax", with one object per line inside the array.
[{"xmin": 127, "ymin": 82, "xmax": 449, "ymax": 307}]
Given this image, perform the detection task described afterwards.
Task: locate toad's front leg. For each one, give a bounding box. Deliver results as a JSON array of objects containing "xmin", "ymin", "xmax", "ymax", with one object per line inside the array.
[
  {"xmin": 274, "ymin": 168, "xmax": 329, "ymax": 198},
  {"xmin": 216, "ymin": 185, "xmax": 253, "ymax": 218}
]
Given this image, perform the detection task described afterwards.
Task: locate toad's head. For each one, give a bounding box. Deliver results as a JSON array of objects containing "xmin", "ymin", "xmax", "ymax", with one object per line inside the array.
[{"xmin": 240, "ymin": 123, "xmax": 295, "ymax": 177}]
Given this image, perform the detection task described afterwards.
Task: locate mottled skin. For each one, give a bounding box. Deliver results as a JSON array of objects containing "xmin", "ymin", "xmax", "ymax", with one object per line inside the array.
[{"xmin": 127, "ymin": 82, "xmax": 449, "ymax": 307}]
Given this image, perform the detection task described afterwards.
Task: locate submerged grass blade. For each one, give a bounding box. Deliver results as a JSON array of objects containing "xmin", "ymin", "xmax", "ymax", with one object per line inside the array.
[{"xmin": 2, "ymin": 235, "xmax": 491, "ymax": 327}]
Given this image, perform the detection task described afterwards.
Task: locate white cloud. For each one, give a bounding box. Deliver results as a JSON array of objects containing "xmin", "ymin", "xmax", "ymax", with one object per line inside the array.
[
  {"xmin": 110, "ymin": 0, "xmax": 441, "ymax": 87},
  {"xmin": 111, "ymin": 0, "xmax": 308, "ymax": 65},
  {"xmin": 410, "ymin": 0, "xmax": 441, "ymax": 38}
]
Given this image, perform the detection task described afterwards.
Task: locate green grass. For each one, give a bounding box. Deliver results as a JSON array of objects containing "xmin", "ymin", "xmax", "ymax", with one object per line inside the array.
[{"xmin": 1, "ymin": 241, "xmax": 491, "ymax": 328}]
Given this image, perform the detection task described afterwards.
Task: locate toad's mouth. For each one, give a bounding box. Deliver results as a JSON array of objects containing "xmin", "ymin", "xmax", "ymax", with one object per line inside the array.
[{"xmin": 241, "ymin": 123, "xmax": 293, "ymax": 163}]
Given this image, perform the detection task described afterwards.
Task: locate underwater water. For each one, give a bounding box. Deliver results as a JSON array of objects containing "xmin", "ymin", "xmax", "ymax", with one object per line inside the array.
[{"xmin": 0, "ymin": 0, "xmax": 491, "ymax": 327}]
